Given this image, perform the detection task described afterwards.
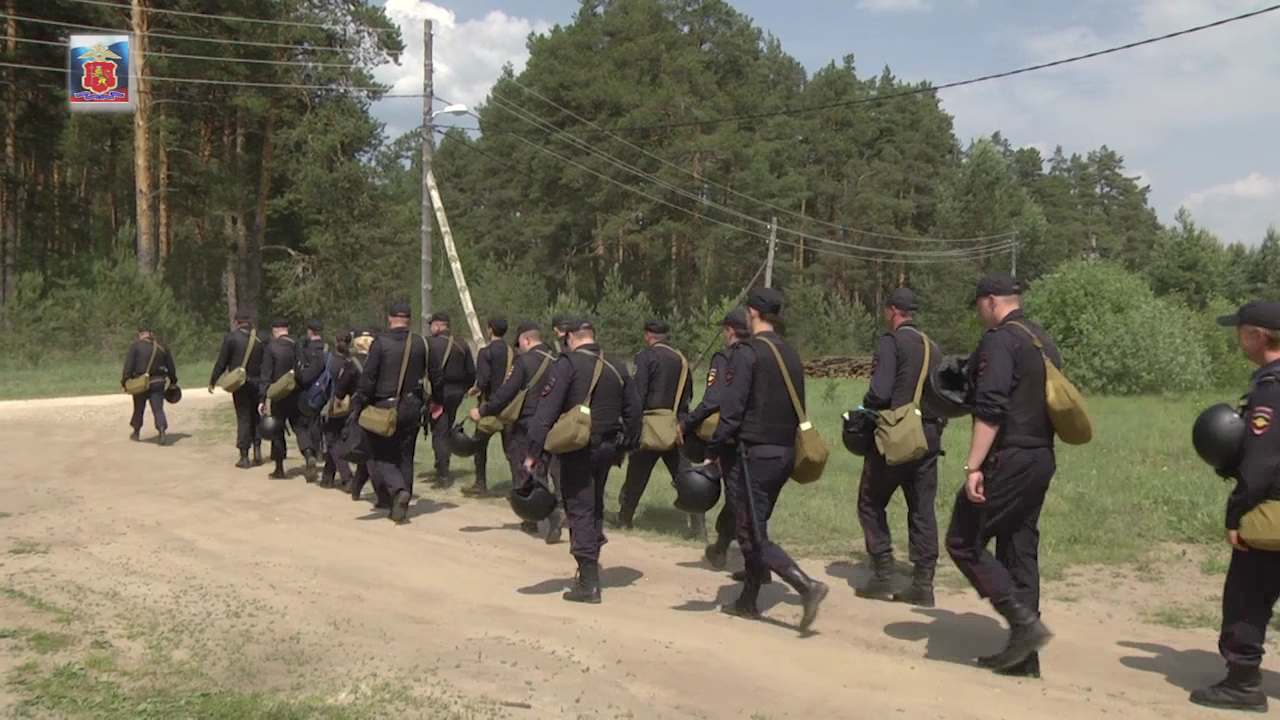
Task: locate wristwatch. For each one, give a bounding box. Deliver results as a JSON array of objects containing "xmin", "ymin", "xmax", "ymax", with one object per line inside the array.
[{"xmin": 963, "ymin": 464, "xmax": 975, "ymax": 473}]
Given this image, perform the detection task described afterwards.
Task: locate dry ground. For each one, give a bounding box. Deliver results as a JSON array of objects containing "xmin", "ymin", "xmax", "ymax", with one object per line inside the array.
[{"xmin": 0, "ymin": 392, "xmax": 1267, "ymax": 719}]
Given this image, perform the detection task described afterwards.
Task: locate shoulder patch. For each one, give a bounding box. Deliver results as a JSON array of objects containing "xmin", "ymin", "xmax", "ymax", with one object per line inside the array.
[
  {"xmin": 706, "ymin": 367, "xmax": 717, "ymax": 387},
  {"xmin": 540, "ymin": 376, "xmax": 557, "ymax": 397},
  {"xmin": 1251, "ymin": 406, "xmax": 1273, "ymax": 436},
  {"xmin": 976, "ymin": 351, "xmax": 989, "ymax": 378}
]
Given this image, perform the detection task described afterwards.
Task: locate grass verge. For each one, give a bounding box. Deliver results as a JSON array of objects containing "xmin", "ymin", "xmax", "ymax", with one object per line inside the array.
[{"xmin": 0, "ymin": 359, "xmax": 214, "ymax": 401}]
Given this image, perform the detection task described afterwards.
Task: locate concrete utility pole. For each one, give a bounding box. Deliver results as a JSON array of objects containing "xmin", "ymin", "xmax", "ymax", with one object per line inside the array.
[
  {"xmin": 426, "ymin": 169, "xmax": 484, "ymax": 347},
  {"xmin": 1011, "ymin": 231, "xmax": 1019, "ymax": 277},
  {"xmin": 764, "ymin": 216, "xmax": 778, "ymax": 287},
  {"xmin": 420, "ymin": 19, "xmax": 433, "ymax": 334},
  {"xmin": 132, "ymin": 0, "xmax": 156, "ymax": 274}
]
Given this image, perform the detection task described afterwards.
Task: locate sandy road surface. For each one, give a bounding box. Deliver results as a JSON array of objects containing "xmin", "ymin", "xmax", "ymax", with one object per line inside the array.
[{"xmin": 0, "ymin": 392, "xmax": 1269, "ymax": 719}]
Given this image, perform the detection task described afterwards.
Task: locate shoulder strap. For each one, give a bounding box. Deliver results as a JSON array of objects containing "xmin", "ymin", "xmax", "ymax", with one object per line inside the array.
[
  {"xmin": 143, "ymin": 340, "xmax": 160, "ymax": 375},
  {"xmin": 420, "ymin": 335, "xmax": 430, "ymax": 388},
  {"xmin": 392, "ymin": 334, "xmax": 413, "ymax": 397},
  {"xmin": 573, "ymin": 349, "xmax": 619, "ymax": 401},
  {"xmin": 1006, "ymin": 321, "xmax": 1045, "ymax": 351},
  {"xmin": 502, "ymin": 343, "xmax": 513, "ymax": 379},
  {"xmin": 351, "ymin": 356, "xmax": 365, "ymax": 374},
  {"xmin": 655, "ymin": 343, "xmax": 688, "ymax": 413},
  {"xmin": 525, "ymin": 350, "xmax": 555, "ymax": 390},
  {"xmin": 442, "ymin": 334, "xmax": 456, "ymax": 370},
  {"xmin": 897, "ymin": 327, "xmax": 932, "ymax": 404},
  {"xmin": 238, "ymin": 331, "xmax": 257, "ymax": 371},
  {"xmin": 756, "ymin": 337, "xmax": 806, "ymax": 423}
]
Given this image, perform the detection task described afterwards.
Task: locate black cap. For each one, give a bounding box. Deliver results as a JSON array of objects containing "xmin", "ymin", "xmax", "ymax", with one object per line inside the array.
[
  {"xmin": 567, "ymin": 318, "xmax": 595, "ymax": 333},
  {"xmin": 645, "ymin": 319, "xmax": 670, "ymax": 334},
  {"xmin": 337, "ymin": 329, "xmax": 353, "ymax": 342},
  {"xmin": 234, "ymin": 311, "xmax": 251, "ymax": 323},
  {"xmin": 488, "ymin": 316, "xmax": 508, "ymax": 337},
  {"xmin": 516, "ymin": 321, "xmax": 540, "ymax": 336},
  {"xmin": 1217, "ymin": 301, "xmax": 1280, "ymax": 331},
  {"xmin": 722, "ymin": 307, "xmax": 749, "ymax": 333},
  {"xmin": 747, "ymin": 287, "xmax": 783, "ymax": 315},
  {"xmin": 388, "ymin": 302, "xmax": 411, "ymax": 318},
  {"xmin": 887, "ymin": 288, "xmax": 919, "ymax": 312},
  {"xmin": 271, "ymin": 317, "xmax": 289, "ymax": 329},
  {"xmin": 138, "ymin": 323, "xmax": 152, "ymax": 333},
  {"xmin": 552, "ymin": 313, "xmax": 574, "ymax": 331},
  {"xmin": 430, "ymin": 311, "xmax": 450, "ymax": 324},
  {"xmin": 306, "ymin": 319, "xmax": 323, "ymax": 333},
  {"xmin": 975, "ymin": 272, "xmax": 1023, "ymax": 299}
]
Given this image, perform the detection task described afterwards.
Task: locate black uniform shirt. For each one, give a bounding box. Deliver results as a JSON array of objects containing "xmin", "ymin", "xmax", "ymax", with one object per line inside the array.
[
  {"xmin": 357, "ymin": 328, "xmax": 429, "ymax": 404},
  {"xmin": 633, "ymin": 343, "xmax": 693, "ymax": 415},
  {"xmin": 863, "ymin": 322, "xmax": 942, "ymax": 415},
  {"xmin": 295, "ymin": 338, "xmax": 330, "ymax": 388},
  {"xmin": 526, "ymin": 344, "xmax": 641, "ymax": 457},
  {"xmin": 475, "ymin": 339, "xmax": 514, "ymax": 400},
  {"xmin": 122, "ymin": 339, "xmax": 177, "ymax": 387},
  {"xmin": 209, "ymin": 327, "xmax": 263, "ymax": 387},
  {"xmin": 1227, "ymin": 361, "xmax": 1280, "ymax": 530},
  {"xmin": 427, "ymin": 331, "xmax": 477, "ymax": 398},
  {"xmin": 333, "ymin": 353, "xmax": 364, "ymax": 401},
  {"xmin": 970, "ymin": 309, "xmax": 1062, "ymax": 449},
  {"xmin": 680, "ymin": 345, "xmax": 737, "ymax": 433},
  {"xmin": 707, "ymin": 331, "xmax": 804, "ymax": 459},
  {"xmin": 258, "ymin": 334, "xmax": 297, "ymax": 401},
  {"xmin": 479, "ymin": 343, "xmax": 555, "ymax": 421}
]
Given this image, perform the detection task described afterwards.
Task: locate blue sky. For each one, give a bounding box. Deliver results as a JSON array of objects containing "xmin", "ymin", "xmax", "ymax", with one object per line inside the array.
[{"xmin": 370, "ymin": 0, "xmax": 1280, "ymax": 247}]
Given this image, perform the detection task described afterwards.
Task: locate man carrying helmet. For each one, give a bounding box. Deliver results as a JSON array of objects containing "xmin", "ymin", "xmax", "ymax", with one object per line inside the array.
[{"xmin": 1190, "ymin": 301, "xmax": 1280, "ymax": 713}]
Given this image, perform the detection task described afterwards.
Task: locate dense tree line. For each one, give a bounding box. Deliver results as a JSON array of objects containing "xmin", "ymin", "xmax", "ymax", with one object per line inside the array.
[{"xmin": 0, "ymin": 0, "xmax": 1273, "ymax": 393}]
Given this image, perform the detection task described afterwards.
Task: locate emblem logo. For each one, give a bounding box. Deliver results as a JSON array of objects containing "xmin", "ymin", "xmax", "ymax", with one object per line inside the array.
[
  {"xmin": 1251, "ymin": 406, "xmax": 1273, "ymax": 436},
  {"xmin": 68, "ymin": 34, "xmax": 134, "ymax": 112},
  {"xmin": 706, "ymin": 368, "xmax": 717, "ymax": 386}
]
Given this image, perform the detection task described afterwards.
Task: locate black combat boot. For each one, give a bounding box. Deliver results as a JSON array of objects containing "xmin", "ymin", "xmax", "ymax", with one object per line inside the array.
[
  {"xmin": 252, "ymin": 444, "xmax": 264, "ymax": 466},
  {"xmin": 978, "ymin": 651, "xmax": 1040, "ymax": 679},
  {"xmin": 563, "ymin": 562, "xmax": 602, "ymax": 604},
  {"xmin": 984, "ymin": 599, "xmax": 1053, "ymax": 670},
  {"xmin": 129, "ymin": 429, "xmax": 140, "ymax": 442},
  {"xmin": 269, "ymin": 460, "xmax": 286, "ymax": 480},
  {"xmin": 686, "ymin": 513, "xmax": 708, "ymax": 542},
  {"xmin": 545, "ymin": 508, "xmax": 564, "ymax": 545},
  {"xmin": 157, "ymin": 430, "xmax": 168, "ymax": 446},
  {"xmin": 855, "ymin": 553, "xmax": 896, "ymax": 601},
  {"xmin": 704, "ymin": 542, "xmax": 729, "ymax": 571},
  {"xmin": 303, "ymin": 452, "xmax": 319, "ymax": 482},
  {"xmin": 1190, "ymin": 663, "xmax": 1267, "ymax": 712},
  {"xmin": 779, "ymin": 566, "xmax": 830, "ymax": 632},
  {"xmin": 389, "ymin": 490, "xmax": 411, "ymax": 524},
  {"xmin": 892, "ymin": 564, "xmax": 936, "ymax": 607},
  {"xmin": 721, "ymin": 577, "xmax": 763, "ymax": 620},
  {"xmin": 731, "ymin": 569, "xmax": 773, "ymax": 584},
  {"xmin": 610, "ymin": 510, "xmax": 635, "ymax": 530},
  {"xmin": 462, "ymin": 463, "xmax": 488, "ymax": 497},
  {"xmin": 235, "ymin": 450, "xmax": 251, "ymax": 469}
]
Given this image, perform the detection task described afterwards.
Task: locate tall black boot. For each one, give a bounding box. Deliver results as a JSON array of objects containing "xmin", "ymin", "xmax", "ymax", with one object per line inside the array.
[
  {"xmin": 978, "ymin": 651, "xmax": 1041, "ymax": 679},
  {"xmin": 303, "ymin": 451, "xmax": 319, "ymax": 482},
  {"xmin": 892, "ymin": 564, "xmax": 935, "ymax": 607},
  {"xmin": 984, "ymin": 599, "xmax": 1053, "ymax": 671},
  {"xmin": 252, "ymin": 444, "xmax": 263, "ymax": 467},
  {"xmin": 269, "ymin": 460, "xmax": 286, "ymax": 480},
  {"xmin": 462, "ymin": 463, "xmax": 488, "ymax": 497},
  {"xmin": 563, "ymin": 561, "xmax": 602, "ymax": 604},
  {"xmin": 779, "ymin": 565, "xmax": 830, "ymax": 632},
  {"xmin": 856, "ymin": 553, "xmax": 896, "ymax": 601},
  {"xmin": 720, "ymin": 576, "xmax": 763, "ymax": 620},
  {"xmin": 235, "ymin": 449, "xmax": 251, "ymax": 469},
  {"xmin": 1190, "ymin": 663, "xmax": 1267, "ymax": 712},
  {"xmin": 686, "ymin": 513, "xmax": 708, "ymax": 542}
]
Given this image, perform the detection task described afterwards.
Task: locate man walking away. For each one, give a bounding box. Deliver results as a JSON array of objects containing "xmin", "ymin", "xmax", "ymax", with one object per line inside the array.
[
  {"xmin": 426, "ymin": 311, "xmax": 476, "ymax": 489},
  {"xmin": 465, "ymin": 316, "xmax": 514, "ymax": 497},
  {"xmin": 122, "ymin": 324, "xmax": 178, "ymax": 446},
  {"xmin": 208, "ymin": 311, "xmax": 264, "ymax": 468}
]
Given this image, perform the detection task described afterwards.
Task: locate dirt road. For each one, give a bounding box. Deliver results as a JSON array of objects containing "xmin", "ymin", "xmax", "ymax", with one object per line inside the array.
[{"xmin": 0, "ymin": 393, "xmax": 1264, "ymax": 718}]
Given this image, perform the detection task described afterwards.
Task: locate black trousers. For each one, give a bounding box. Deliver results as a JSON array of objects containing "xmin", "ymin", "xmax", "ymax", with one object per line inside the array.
[
  {"xmin": 232, "ymin": 385, "xmax": 260, "ymax": 450},
  {"xmin": 508, "ymin": 421, "xmax": 561, "ymax": 499},
  {"xmin": 267, "ymin": 395, "xmax": 319, "ymax": 462},
  {"xmin": 620, "ymin": 446, "xmax": 690, "ymax": 521},
  {"xmin": 349, "ymin": 463, "xmax": 389, "ymax": 505},
  {"xmin": 723, "ymin": 443, "xmax": 801, "ymax": 582},
  {"xmin": 559, "ymin": 441, "xmax": 621, "ymax": 565},
  {"xmin": 130, "ymin": 383, "xmax": 167, "ymax": 432},
  {"xmin": 1219, "ymin": 548, "xmax": 1280, "ymax": 667},
  {"xmin": 367, "ymin": 397, "xmax": 424, "ymax": 500},
  {"xmin": 713, "ymin": 495, "xmax": 736, "ymax": 549},
  {"xmin": 473, "ymin": 427, "xmax": 512, "ymax": 485},
  {"xmin": 858, "ymin": 424, "xmax": 941, "ymax": 567},
  {"xmin": 945, "ymin": 446, "xmax": 1055, "ymax": 615},
  {"xmin": 321, "ymin": 416, "xmax": 354, "ymax": 485},
  {"xmin": 429, "ymin": 392, "xmax": 463, "ymax": 475}
]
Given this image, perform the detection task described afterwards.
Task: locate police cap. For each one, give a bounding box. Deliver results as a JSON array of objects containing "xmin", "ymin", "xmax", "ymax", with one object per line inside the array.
[
  {"xmin": 567, "ymin": 319, "xmax": 595, "ymax": 334},
  {"xmin": 271, "ymin": 317, "xmax": 290, "ymax": 329},
  {"xmin": 488, "ymin": 316, "xmax": 508, "ymax": 337},
  {"xmin": 387, "ymin": 302, "xmax": 411, "ymax": 318},
  {"xmin": 516, "ymin": 321, "xmax": 541, "ymax": 337},
  {"xmin": 1217, "ymin": 301, "xmax": 1280, "ymax": 331},
  {"xmin": 430, "ymin": 311, "xmax": 451, "ymax": 324},
  {"xmin": 552, "ymin": 314, "xmax": 575, "ymax": 331},
  {"xmin": 722, "ymin": 307, "xmax": 749, "ymax": 333},
  {"xmin": 306, "ymin": 319, "xmax": 323, "ymax": 333},
  {"xmin": 138, "ymin": 323, "xmax": 152, "ymax": 333},
  {"xmin": 887, "ymin": 287, "xmax": 919, "ymax": 312},
  {"xmin": 975, "ymin": 272, "xmax": 1023, "ymax": 299},
  {"xmin": 747, "ymin": 287, "xmax": 783, "ymax": 316},
  {"xmin": 645, "ymin": 319, "xmax": 670, "ymax": 334},
  {"xmin": 234, "ymin": 311, "xmax": 252, "ymax": 323}
]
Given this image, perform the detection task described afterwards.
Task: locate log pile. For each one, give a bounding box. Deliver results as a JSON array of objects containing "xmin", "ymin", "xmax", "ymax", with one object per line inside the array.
[{"xmin": 803, "ymin": 356, "xmax": 875, "ymax": 380}]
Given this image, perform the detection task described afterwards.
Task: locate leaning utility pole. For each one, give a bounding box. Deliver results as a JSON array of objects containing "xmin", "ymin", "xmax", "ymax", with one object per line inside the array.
[
  {"xmin": 419, "ymin": 19, "xmax": 434, "ymax": 334},
  {"xmin": 764, "ymin": 216, "xmax": 778, "ymax": 287},
  {"xmin": 132, "ymin": 0, "xmax": 156, "ymax": 274},
  {"xmin": 426, "ymin": 169, "xmax": 484, "ymax": 347}
]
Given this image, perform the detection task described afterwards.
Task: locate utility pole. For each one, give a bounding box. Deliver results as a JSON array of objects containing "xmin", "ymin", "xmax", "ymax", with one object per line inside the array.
[
  {"xmin": 132, "ymin": 0, "xmax": 156, "ymax": 274},
  {"xmin": 763, "ymin": 216, "xmax": 777, "ymax": 287},
  {"xmin": 426, "ymin": 169, "xmax": 484, "ymax": 347},
  {"xmin": 419, "ymin": 19, "xmax": 433, "ymax": 334},
  {"xmin": 1011, "ymin": 231, "xmax": 1018, "ymax": 277}
]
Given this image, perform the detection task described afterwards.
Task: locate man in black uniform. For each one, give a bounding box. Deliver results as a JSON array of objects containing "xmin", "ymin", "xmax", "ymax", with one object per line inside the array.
[
  {"xmin": 526, "ymin": 319, "xmax": 641, "ymax": 603},
  {"xmin": 344, "ymin": 328, "xmax": 391, "ymax": 508},
  {"xmin": 293, "ymin": 320, "xmax": 330, "ymax": 483},
  {"xmin": 945, "ymin": 272, "xmax": 1057, "ymax": 677},
  {"xmin": 465, "ymin": 316, "xmax": 513, "ymax": 497},
  {"xmin": 856, "ymin": 288, "xmax": 944, "ymax": 607},
  {"xmin": 551, "ymin": 314, "xmax": 574, "ymax": 355},
  {"xmin": 682, "ymin": 308, "xmax": 749, "ymax": 573},
  {"xmin": 1189, "ymin": 301, "xmax": 1280, "ymax": 712},
  {"xmin": 121, "ymin": 325, "xmax": 178, "ymax": 446},
  {"xmin": 208, "ymin": 312, "xmax": 264, "ymax": 468},
  {"xmin": 470, "ymin": 321, "xmax": 563, "ymax": 541},
  {"xmin": 426, "ymin": 311, "xmax": 476, "ymax": 489},
  {"xmin": 355, "ymin": 303, "xmax": 429, "ymax": 523},
  {"xmin": 708, "ymin": 289, "xmax": 829, "ymax": 631},
  {"xmin": 258, "ymin": 318, "xmax": 304, "ymax": 479},
  {"xmin": 319, "ymin": 330, "xmax": 355, "ymax": 490}
]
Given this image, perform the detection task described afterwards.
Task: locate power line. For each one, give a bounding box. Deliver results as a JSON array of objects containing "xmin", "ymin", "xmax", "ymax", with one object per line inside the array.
[
  {"xmin": 57, "ymin": 0, "xmax": 401, "ymax": 35},
  {"xmin": 498, "ymin": 78, "xmax": 1013, "ymax": 243},
  {"xmin": 3, "ymin": 12, "xmax": 367, "ymax": 53},
  {"xmin": 6, "ymin": 33, "xmax": 371, "ymax": 70}
]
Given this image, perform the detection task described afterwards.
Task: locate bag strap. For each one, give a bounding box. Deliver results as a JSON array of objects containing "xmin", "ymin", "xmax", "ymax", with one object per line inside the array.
[
  {"xmin": 143, "ymin": 340, "xmax": 160, "ymax": 376},
  {"xmin": 442, "ymin": 334, "xmax": 456, "ymax": 371},
  {"xmin": 756, "ymin": 337, "xmax": 807, "ymax": 424},
  {"xmin": 573, "ymin": 349, "xmax": 618, "ymax": 403},
  {"xmin": 238, "ymin": 331, "xmax": 257, "ymax": 371},
  {"xmin": 897, "ymin": 327, "xmax": 932, "ymax": 405},
  {"xmin": 502, "ymin": 343, "xmax": 513, "ymax": 380},
  {"xmin": 655, "ymin": 343, "xmax": 688, "ymax": 413},
  {"xmin": 525, "ymin": 350, "xmax": 555, "ymax": 390},
  {"xmin": 391, "ymin": 334, "xmax": 413, "ymax": 398},
  {"xmin": 1006, "ymin": 321, "xmax": 1044, "ymax": 351}
]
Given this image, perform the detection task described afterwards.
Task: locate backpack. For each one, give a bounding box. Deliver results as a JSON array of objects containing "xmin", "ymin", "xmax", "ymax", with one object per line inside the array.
[
  {"xmin": 299, "ymin": 347, "xmax": 335, "ymax": 414},
  {"xmin": 1007, "ymin": 322, "xmax": 1093, "ymax": 446}
]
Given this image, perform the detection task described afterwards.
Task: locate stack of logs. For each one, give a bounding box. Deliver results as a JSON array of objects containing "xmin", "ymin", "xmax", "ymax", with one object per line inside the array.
[{"xmin": 802, "ymin": 356, "xmax": 875, "ymax": 380}]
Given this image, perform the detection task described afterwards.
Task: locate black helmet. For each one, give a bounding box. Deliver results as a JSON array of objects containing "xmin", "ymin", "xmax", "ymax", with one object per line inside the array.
[
  {"xmin": 1192, "ymin": 403, "xmax": 1246, "ymax": 472},
  {"xmin": 508, "ymin": 468, "xmax": 557, "ymax": 522},
  {"xmin": 672, "ymin": 463, "xmax": 721, "ymax": 513},
  {"xmin": 921, "ymin": 355, "xmax": 973, "ymax": 419},
  {"xmin": 681, "ymin": 433, "xmax": 707, "ymax": 464},
  {"xmin": 448, "ymin": 423, "xmax": 481, "ymax": 457},
  {"xmin": 841, "ymin": 410, "xmax": 877, "ymax": 457},
  {"xmin": 163, "ymin": 385, "xmax": 182, "ymax": 404},
  {"xmin": 259, "ymin": 413, "xmax": 283, "ymax": 438}
]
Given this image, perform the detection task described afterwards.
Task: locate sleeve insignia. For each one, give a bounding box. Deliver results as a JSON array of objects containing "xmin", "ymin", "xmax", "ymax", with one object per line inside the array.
[
  {"xmin": 541, "ymin": 376, "xmax": 556, "ymax": 397},
  {"xmin": 977, "ymin": 351, "xmax": 989, "ymax": 378},
  {"xmin": 1251, "ymin": 406, "xmax": 1273, "ymax": 435},
  {"xmin": 706, "ymin": 368, "xmax": 717, "ymax": 386}
]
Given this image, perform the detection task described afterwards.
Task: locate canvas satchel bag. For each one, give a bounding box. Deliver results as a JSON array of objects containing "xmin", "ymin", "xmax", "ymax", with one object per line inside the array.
[
  {"xmin": 357, "ymin": 338, "xmax": 415, "ymax": 438},
  {"xmin": 873, "ymin": 327, "xmax": 932, "ymax": 466},
  {"xmin": 545, "ymin": 352, "xmax": 621, "ymax": 455},
  {"xmin": 497, "ymin": 349, "xmax": 554, "ymax": 427},
  {"xmin": 124, "ymin": 341, "xmax": 160, "ymax": 395},
  {"xmin": 1007, "ymin": 321, "xmax": 1094, "ymax": 445},
  {"xmin": 758, "ymin": 337, "xmax": 828, "ymax": 484},
  {"xmin": 640, "ymin": 344, "xmax": 688, "ymax": 452},
  {"xmin": 216, "ymin": 331, "xmax": 258, "ymax": 393},
  {"xmin": 475, "ymin": 345, "xmax": 514, "ymax": 436}
]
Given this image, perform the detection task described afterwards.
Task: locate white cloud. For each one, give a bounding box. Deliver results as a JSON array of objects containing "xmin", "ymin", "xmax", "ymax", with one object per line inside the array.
[
  {"xmin": 370, "ymin": 2, "xmax": 552, "ymax": 138},
  {"xmin": 856, "ymin": 0, "xmax": 931, "ymax": 12},
  {"xmin": 1182, "ymin": 173, "xmax": 1280, "ymax": 243}
]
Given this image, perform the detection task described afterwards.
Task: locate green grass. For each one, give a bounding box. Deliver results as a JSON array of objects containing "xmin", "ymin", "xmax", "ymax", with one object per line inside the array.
[{"xmin": 0, "ymin": 358, "xmax": 214, "ymax": 401}]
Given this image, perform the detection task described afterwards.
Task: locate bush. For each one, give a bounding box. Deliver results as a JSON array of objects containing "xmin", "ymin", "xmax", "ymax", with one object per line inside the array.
[
  {"xmin": 1200, "ymin": 295, "xmax": 1253, "ymax": 390},
  {"xmin": 592, "ymin": 268, "xmax": 654, "ymax": 359},
  {"xmin": 1026, "ymin": 260, "xmax": 1211, "ymax": 395},
  {"xmin": 781, "ymin": 279, "xmax": 877, "ymax": 357}
]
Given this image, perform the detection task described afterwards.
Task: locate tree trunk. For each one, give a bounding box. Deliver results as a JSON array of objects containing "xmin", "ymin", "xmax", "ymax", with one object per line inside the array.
[
  {"xmin": 1, "ymin": 1, "xmax": 17, "ymax": 306},
  {"xmin": 222, "ymin": 116, "xmax": 237, "ymax": 328},
  {"xmin": 132, "ymin": 0, "xmax": 156, "ymax": 273},
  {"xmin": 157, "ymin": 109, "xmax": 171, "ymax": 267},
  {"xmin": 233, "ymin": 107, "xmax": 250, "ymax": 321},
  {"xmin": 106, "ymin": 129, "xmax": 118, "ymax": 238}
]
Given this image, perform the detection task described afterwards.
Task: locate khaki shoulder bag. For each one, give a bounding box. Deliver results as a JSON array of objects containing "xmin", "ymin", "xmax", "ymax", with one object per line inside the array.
[
  {"xmin": 545, "ymin": 352, "xmax": 622, "ymax": 455},
  {"xmin": 124, "ymin": 341, "xmax": 161, "ymax": 395},
  {"xmin": 495, "ymin": 350, "xmax": 555, "ymax": 427},
  {"xmin": 475, "ymin": 345, "xmax": 517, "ymax": 436},
  {"xmin": 1235, "ymin": 378, "xmax": 1280, "ymax": 550},
  {"xmin": 873, "ymin": 328, "xmax": 932, "ymax": 466},
  {"xmin": 216, "ymin": 331, "xmax": 258, "ymax": 393},
  {"xmin": 326, "ymin": 355, "xmax": 363, "ymax": 420},
  {"xmin": 757, "ymin": 337, "xmax": 828, "ymax": 484},
  {"xmin": 640, "ymin": 344, "xmax": 688, "ymax": 452},
  {"xmin": 357, "ymin": 337, "xmax": 416, "ymax": 438},
  {"xmin": 1007, "ymin": 321, "xmax": 1094, "ymax": 446},
  {"xmin": 695, "ymin": 357, "xmax": 725, "ymax": 441},
  {"xmin": 265, "ymin": 337, "xmax": 299, "ymax": 402}
]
